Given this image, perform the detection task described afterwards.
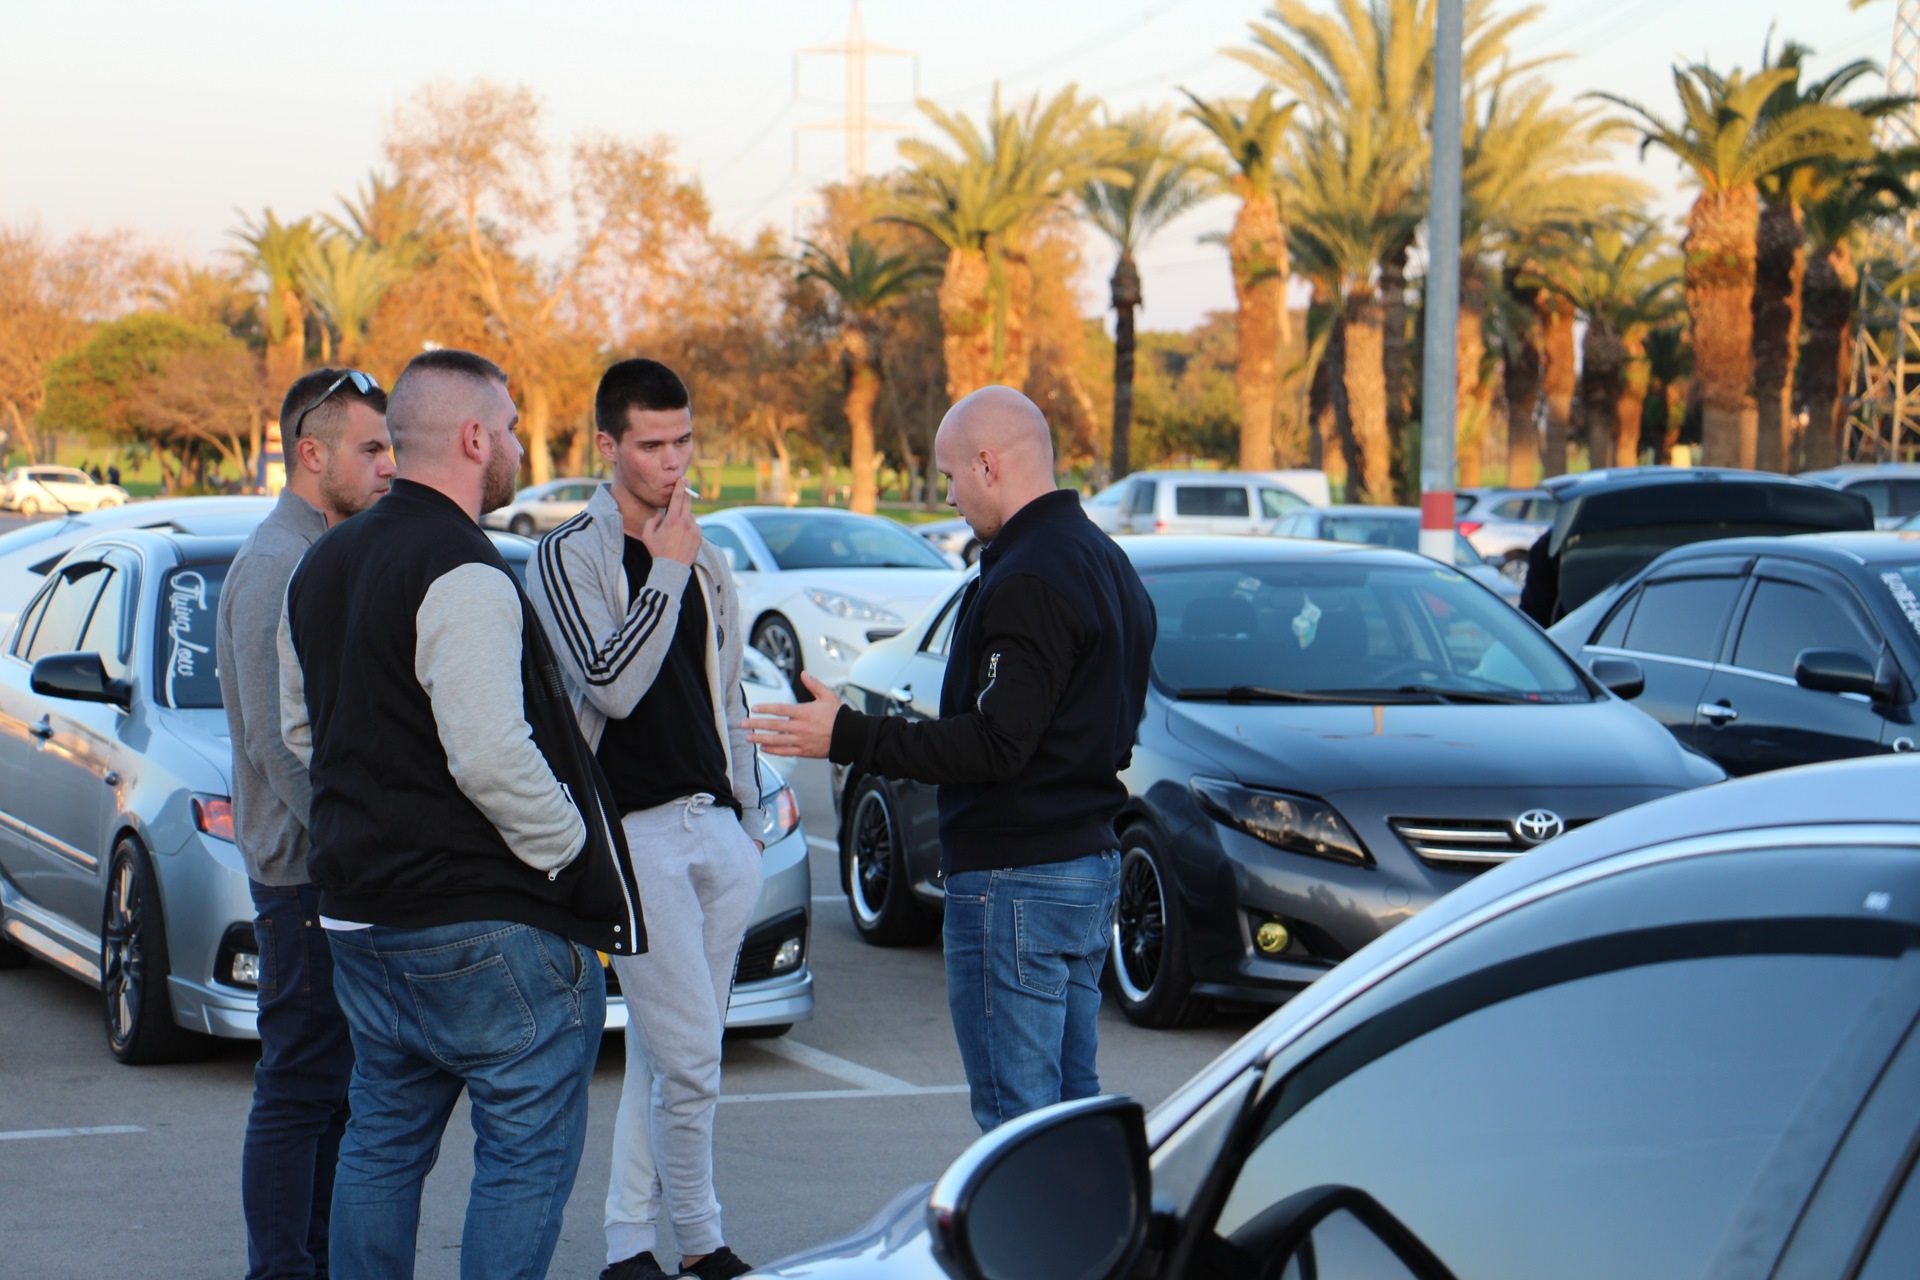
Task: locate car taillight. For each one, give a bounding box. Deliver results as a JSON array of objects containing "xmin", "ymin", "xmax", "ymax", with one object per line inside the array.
[
  {"xmin": 192, "ymin": 794, "xmax": 235, "ymax": 842},
  {"xmin": 1458, "ymin": 521, "xmax": 1482, "ymax": 537},
  {"xmin": 1154, "ymin": 520, "xmax": 1168, "ymax": 533}
]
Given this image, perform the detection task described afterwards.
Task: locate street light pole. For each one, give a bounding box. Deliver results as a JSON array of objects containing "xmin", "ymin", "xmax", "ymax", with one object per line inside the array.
[{"xmin": 1418, "ymin": 0, "xmax": 1464, "ymax": 563}]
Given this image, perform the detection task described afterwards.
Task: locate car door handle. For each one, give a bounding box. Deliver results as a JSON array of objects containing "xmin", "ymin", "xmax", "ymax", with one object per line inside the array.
[
  {"xmin": 103, "ymin": 771, "xmax": 121, "ymax": 786},
  {"xmin": 28, "ymin": 716, "xmax": 52, "ymax": 740},
  {"xmin": 1698, "ymin": 702, "xmax": 1739, "ymax": 724},
  {"xmin": 887, "ymin": 685, "xmax": 914, "ymax": 706}
]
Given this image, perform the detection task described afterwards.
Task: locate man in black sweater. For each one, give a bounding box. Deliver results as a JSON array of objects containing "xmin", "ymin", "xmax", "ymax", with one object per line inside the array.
[
  {"xmin": 746, "ymin": 385, "xmax": 1154, "ymax": 1131},
  {"xmin": 280, "ymin": 349, "xmax": 641, "ymax": 1279}
]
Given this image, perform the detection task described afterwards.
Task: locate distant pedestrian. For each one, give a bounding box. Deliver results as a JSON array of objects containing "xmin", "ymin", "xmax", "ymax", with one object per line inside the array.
[
  {"xmin": 88, "ymin": 463, "xmax": 102, "ymax": 483},
  {"xmin": 216, "ymin": 367, "xmax": 394, "ymax": 1280},
  {"xmin": 107, "ymin": 463, "xmax": 121, "ymax": 487},
  {"xmin": 279, "ymin": 348, "xmax": 644, "ymax": 1280},
  {"xmin": 745, "ymin": 385, "xmax": 1155, "ymax": 1131},
  {"xmin": 528, "ymin": 359, "xmax": 765, "ymax": 1280}
]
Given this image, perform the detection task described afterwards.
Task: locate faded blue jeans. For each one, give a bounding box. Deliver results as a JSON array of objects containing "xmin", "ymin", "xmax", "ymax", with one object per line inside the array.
[
  {"xmin": 325, "ymin": 920, "xmax": 605, "ymax": 1280},
  {"xmin": 943, "ymin": 851, "xmax": 1122, "ymax": 1132}
]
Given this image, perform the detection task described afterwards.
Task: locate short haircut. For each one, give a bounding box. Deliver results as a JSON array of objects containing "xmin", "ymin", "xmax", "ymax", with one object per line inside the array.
[
  {"xmin": 386, "ymin": 349, "xmax": 510, "ymax": 455},
  {"xmin": 279, "ymin": 367, "xmax": 389, "ymax": 448},
  {"xmin": 595, "ymin": 359, "xmax": 690, "ymax": 442}
]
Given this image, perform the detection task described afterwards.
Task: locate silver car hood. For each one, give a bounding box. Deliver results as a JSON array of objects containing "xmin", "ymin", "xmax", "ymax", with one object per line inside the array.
[{"xmin": 757, "ymin": 1182, "xmax": 941, "ymax": 1279}]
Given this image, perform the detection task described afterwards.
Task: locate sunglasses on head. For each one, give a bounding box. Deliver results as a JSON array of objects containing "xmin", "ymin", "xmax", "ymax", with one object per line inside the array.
[{"xmin": 289, "ymin": 369, "xmax": 381, "ymax": 439}]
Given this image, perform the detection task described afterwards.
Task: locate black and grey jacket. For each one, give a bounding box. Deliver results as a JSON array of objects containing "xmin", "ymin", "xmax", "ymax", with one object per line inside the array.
[
  {"xmin": 525, "ymin": 483, "xmax": 766, "ymax": 829},
  {"xmin": 278, "ymin": 479, "xmax": 644, "ymax": 955},
  {"xmin": 828, "ymin": 489, "xmax": 1156, "ymax": 876}
]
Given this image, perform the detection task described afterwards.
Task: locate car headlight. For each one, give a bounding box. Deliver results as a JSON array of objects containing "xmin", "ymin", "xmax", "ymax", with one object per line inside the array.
[
  {"xmin": 759, "ymin": 782, "xmax": 801, "ymax": 844},
  {"xmin": 818, "ymin": 634, "xmax": 863, "ymax": 665},
  {"xmin": 804, "ymin": 588, "xmax": 901, "ymax": 625},
  {"xmin": 1190, "ymin": 777, "xmax": 1369, "ymax": 864}
]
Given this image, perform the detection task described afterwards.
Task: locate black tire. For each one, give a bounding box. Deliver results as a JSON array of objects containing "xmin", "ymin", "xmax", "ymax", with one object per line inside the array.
[
  {"xmin": 102, "ymin": 838, "xmax": 212, "ymax": 1065},
  {"xmin": 752, "ymin": 614, "xmax": 807, "ymax": 700},
  {"xmin": 841, "ymin": 777, "xmax": 938, "ymax": 946},
  {"xmin": 508, "ymin": 513, "xmax": 536, "ymax": 537},
  {"xmin": 1500, "ymin": 550, "xmax": 1529, "ymax": 586},
  {"xmin": 1109, "ymin": 826, "xmax": 1213, "ymax": 1029},
  {"xmin": 0, "ymin": 928, "xmax": 29, "ymax": 969}
]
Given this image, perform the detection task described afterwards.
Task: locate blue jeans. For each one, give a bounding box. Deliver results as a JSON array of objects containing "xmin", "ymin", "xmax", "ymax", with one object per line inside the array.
[
  {"xmin": 244, "ymin": 881, "xmax": 355, "ymax": 1280},
  {"xmin": 943, "ymin": 851, "xmax": 1121, "ymax": 1132},
  {"xmin": 324, "ymin": 921, "xmax": 606, "ymax": 1280}
]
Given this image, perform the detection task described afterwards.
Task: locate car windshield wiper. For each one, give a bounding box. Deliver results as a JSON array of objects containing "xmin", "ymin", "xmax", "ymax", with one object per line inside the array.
[
  {"xmin": 1384, "ymin": 684, "xmax": 1549, "ymax": 705},
  {"xmin": 1173, "ymin": 685, "xmax": 1424, "ymax": 704}
]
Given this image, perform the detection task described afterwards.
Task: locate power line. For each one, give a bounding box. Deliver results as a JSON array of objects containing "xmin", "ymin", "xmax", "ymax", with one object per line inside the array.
[{"xmin": 793, "ymin": 1, "xmax": 918, "ymax": 181}]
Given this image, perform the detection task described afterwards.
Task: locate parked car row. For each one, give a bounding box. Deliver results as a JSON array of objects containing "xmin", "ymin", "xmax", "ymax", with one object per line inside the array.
[
  {"xmin": 1, "ymin": 466, "xmax": 131, "ymax": 515},
  {"xmin": 0, "ymin": 501, "xmax": 814, "ymax": 1063}
]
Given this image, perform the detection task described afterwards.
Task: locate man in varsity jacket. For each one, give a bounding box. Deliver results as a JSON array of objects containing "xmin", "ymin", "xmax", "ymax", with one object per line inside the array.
[
  {"xmin": 279, "ymin": 349, "xmax": 642, "ymax": 1280},
  {"xmin": 527, "ymin": 358, "xmax": 765, "ymax": 1280}
]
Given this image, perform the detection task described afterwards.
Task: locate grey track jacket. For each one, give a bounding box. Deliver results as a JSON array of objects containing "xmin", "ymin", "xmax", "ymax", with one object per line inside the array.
[{"xmin": 526, "ymin": 483, "xmax": 767, "ymax": 831}]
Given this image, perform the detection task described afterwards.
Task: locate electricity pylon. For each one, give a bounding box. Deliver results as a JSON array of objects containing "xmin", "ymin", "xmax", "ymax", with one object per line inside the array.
[{"xmin": 794, "ymin": 2, "xmax": 917, "ymax": 182}]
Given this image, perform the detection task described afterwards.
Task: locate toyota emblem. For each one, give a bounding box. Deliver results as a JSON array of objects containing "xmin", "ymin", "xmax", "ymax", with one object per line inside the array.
[{"xmin": 1514, "ymin": 809, "xmax": 1565, "ymax": 845}]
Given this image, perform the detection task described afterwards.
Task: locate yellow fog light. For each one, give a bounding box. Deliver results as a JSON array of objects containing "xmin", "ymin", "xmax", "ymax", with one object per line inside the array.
[{"xmin": 1255, "ymin": 920, "xmax": 1291, "ymax": 955}]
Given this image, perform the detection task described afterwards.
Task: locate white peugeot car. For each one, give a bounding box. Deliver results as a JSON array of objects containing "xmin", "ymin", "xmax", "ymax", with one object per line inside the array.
[
  {"xmin": 1, "ymin": 466, "xmax": 131, "ymax": 516},
  {"xmin": 697, "ymin": 507, "xmax": 963, "ymax": 694}
]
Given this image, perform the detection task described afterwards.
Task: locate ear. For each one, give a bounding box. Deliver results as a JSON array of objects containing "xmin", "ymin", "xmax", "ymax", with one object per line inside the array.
[
  {"xmin": 461, "ymin": 420, "xmax": 487, "ymax": 463},
  {"xmin": 977, "ymin": 448, "xmax": 997, "ymax": 485},
  {"xmin": 596, "ymin": 431, "xmax": 619, "ymax": 466},
  {"xmin": 293, "ymin": 435, "xmax": 327, "ymax": 476}
]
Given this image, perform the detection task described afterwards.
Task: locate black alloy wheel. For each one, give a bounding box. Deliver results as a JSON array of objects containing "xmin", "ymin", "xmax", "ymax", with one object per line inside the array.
[
  {"xmin": 1500, "ymin": 550, "xmax": 1529, "ymax": 585},
  {"xmin": 842, "ymin": 778, "xmax": 937, "ymax": 946},
  {"xmin": 752, "ymin": 614, "xmax": 808, "ymax": 700},
  {"xmin": 102, "ymin": 839, "xmax": 211, "ymax": 1065},
  {"xmin": 1109, "ymin": 827, "xmax": 1211, "ymax": 1029},
  {"xmin": 509, "ymin": 513, "xmax": 536, "ymax": 537}
]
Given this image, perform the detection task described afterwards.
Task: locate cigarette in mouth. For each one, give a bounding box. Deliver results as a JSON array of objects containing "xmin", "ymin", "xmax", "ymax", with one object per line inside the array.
[{"xmin": 683, "ymin": 484, "xmax": 701, "ymax": 499}]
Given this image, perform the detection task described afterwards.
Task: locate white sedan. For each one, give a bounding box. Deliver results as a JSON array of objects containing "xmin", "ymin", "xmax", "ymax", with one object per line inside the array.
[
  {"xmin": 698, "ymin": 507, "xmax": 963, "ymax": 694},
  {"xmin": 1, "ymin": 466, "xmax": 130, "ymax": 515},
  {"xmin": 479, "ymin": 478, "xmax": 599, "ymax": 537}
]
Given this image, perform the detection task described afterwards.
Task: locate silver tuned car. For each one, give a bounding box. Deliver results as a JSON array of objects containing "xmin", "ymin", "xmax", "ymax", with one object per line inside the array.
[{"xmin": 0, "ymin": 524, "xmax": 811, "ymax": 1063}]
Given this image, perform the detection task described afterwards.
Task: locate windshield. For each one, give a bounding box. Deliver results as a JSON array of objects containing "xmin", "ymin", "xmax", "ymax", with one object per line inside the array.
[
  {"xmin": 747, "ymin": 513, "xmax": 951, "ymax": 571},
  {"xmin": 1316, "ymin": 516, "xmax": 1484, "ymax": 567},
  {"xmin": 1142, "ymin": 562, "xmax": 1590, "ymax": 702},
  {"xmin": 154, "ymin": 561, "xmax": 230, "ymax": 709}
]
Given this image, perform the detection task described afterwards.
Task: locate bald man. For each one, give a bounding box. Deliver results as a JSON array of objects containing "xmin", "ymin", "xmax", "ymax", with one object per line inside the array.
[
  {"xmin": 278, "ymin": 348, "xmax": 643, "ymax": 1280},
  {"xmin": 746, "ymin": 386, "xmax": 1154, "ymax": 1131}
]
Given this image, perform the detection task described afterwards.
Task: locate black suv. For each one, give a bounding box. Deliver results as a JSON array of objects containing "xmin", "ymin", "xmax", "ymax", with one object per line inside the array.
[{"xmin": 1550, "ymin": 532, "xmax": 1920, "ymax": 775}]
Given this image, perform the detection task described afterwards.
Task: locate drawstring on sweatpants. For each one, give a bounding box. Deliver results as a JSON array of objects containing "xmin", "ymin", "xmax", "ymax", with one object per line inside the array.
[{"xmin": 681, "ymin": 793, "xmax": 716, "ymax": 830}]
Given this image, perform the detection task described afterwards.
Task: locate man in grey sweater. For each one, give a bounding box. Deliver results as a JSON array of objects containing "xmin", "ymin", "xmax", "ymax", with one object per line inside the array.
[{"xmin": 215, "ymin": 367, "xmax": 394, "ymax": 1280}]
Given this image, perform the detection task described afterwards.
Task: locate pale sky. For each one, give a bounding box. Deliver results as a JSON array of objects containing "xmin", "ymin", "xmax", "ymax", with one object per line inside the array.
[{"xmin": 0, "ymin": 0, "xmax": 1895, "ymax": 332}]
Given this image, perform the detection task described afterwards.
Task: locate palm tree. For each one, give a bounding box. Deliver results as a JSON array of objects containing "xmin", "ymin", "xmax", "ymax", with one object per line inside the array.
[
  {"xmin": 1181, "ymin": 89, "xmax": 1296, "ymax": 475},
  {"xmin": 1495, "ymin": 261, "xmax": 1545, "ymax": 484},
  {"xmin": 1640, "ymin": 322, "xmax": 1693, "ymax": 463},
  {"xmin": 1284, "ymin": 118, "xmax": 1423, "ymax": 502},
  {"xmin": 230, "ymin": 209, "xmax": 317, "ymax": 388},
  {"xmin": 1527, "ymin": 216, "xmax": 1682, "ymax": 468},
  {"xmin": 328, "ymin": 170, "xmax": 449, "ymax": 273},
  {"xmin": 890, "ymin": 86, "xmax": 1123, "ymax": 404},
  {"xmin": 1750, "ymin": 45, "xmax": 1907, "ymax": 470},
  {"xmin": 297, "ymin": 237, "xmax": 403, "ymax": 365},
  {"xmin": 796, "ymin": 233, "xmax": 938, "ymax": 513},
  {"xmin": 1596, "ymin": 63, "xmax": 1870, "ymax": 468},
  {"xmin": 1800, "ymin": 152, "xmax": 1920, "ymax": 468}
]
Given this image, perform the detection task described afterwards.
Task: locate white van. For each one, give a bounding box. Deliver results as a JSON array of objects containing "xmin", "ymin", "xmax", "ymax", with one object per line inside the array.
[{"xmin": 1102, "ymin": 469, "xmax": 1327, "ymax": 536}]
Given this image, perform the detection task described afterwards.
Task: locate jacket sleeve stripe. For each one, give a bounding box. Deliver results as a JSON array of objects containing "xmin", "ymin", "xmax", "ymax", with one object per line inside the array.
[{"xmin": 537, "ymin": 514, "xmax": 678, "ymax": 687}]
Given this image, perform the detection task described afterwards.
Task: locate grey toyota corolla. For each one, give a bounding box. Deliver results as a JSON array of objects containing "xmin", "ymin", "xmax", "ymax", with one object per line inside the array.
[{"xmin": 0, "ymin": 525, "xmax": 811, "ymax": 1063}]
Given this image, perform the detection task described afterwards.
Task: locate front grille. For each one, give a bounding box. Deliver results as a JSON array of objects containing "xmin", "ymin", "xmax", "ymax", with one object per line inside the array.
[{"xmin": 1390, "ymin": 816, "xmax": 1590, "ymax": 868}]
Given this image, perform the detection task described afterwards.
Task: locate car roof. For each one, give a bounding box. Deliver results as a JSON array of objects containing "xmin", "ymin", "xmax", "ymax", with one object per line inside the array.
[
  {"xmin": 62, "ymin": 519, "xmax": 533, "ymax": 566},
  {"xmin": 1129, "ymin": 470, "xmax": 1273, "ymax": 484},
  {"xmin": 1114, "ymin": 533, "xmax": 1424, "ymax": 569},
  {"xmin": 1652, "ymin": 530, "xmax": 1920, "ymax": 569},
  {"xmin": 1801, "ymin": 464, "xmax": 1920, "ymax": 482},
  {"xmin": 1543, "ymin": 468, "xmax": 1872, "ymax": 550}
]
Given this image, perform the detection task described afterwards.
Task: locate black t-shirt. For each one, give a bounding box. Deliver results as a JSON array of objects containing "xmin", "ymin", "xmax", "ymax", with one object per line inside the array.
[{"xmin": 596, "ymin": 537, "xmax": 737, "ymax": 816}]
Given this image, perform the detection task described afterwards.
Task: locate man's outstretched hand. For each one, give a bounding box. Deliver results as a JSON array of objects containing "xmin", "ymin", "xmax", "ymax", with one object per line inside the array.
[{"xmin": 745, "ymin": 673, "xmax": 843, "ymax": 758}]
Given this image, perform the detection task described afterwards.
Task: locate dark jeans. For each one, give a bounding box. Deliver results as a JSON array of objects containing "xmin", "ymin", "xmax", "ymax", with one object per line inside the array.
[{"xmin": 244, "ymin": 881, "xmax": 355, "ymax": 1280}]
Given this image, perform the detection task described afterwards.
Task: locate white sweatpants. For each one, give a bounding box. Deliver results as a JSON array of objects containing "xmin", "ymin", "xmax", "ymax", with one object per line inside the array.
[{"xmin": 604, "ymin": 794, "xmax": 763, "ymax": 1263}]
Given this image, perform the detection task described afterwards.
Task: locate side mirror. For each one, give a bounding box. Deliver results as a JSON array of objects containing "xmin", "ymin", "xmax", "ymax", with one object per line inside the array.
[
  {"xmin": 1252, "ymin": 1186, "xmax": 1459, "ymax": 1280},
  {"xmin": 929, "ymin": 1096, "xmax": 1150, "ymax": 1280},
  {"xmin": 1586, "ymin": 655, "xmax": 1645, "ymax": 700},
  {"xmin": 32, "ymin": 652, "xmax": 131, "ymax": 710},
  {"xmin": 1794, "ymin": 648, "xmax": 1893, "ymax": 700}
]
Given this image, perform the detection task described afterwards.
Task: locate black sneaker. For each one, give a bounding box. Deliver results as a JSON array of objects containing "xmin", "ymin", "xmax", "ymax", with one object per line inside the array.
[
  {"xmin": 683, "ymin": 1246, "xmax": 754, "ymax": 1280},
  {"xmin": 601, "ymin": 1251, "xmax": 692, "ymax": 1280}
]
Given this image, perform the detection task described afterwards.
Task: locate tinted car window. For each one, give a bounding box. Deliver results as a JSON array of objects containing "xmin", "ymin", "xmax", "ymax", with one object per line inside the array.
[
  {"xmin": 154, "ymin": 562, "xmax": 229, "ymax": 709},
  {"xmin": 1594, "ymin": 590, "xmax": 1638, "ymax": 648},
  {"xmin": 1852, "ymin": 481, "xmax": 1896, "ymax": 520},
  {"xmin": 745, "ymin": 513, "xmax": 949, "ymax": 570},
  {"xmin": 703, "ymin": 523, "xmax": 753, "ymax": 569},
  {"xmin": 1493, "ymin": 498, "xmax": 1529, "ymax": 520},
  {"xmin": 1622, "ymin": 577, "xmax": 1741, "ymax": 661},
  {"xmin": 923, "ymin": 584, "xmax": 969, "ymax": 658},
  {"xmin": 23, "ymin": 562, "xmax": 112, "ymax": 662},
  {"xmin": 78, "ymin": 561, "xmax": 131, "ymax": 679},
  {"xmin": 1321, "ymin": 517, "xmax": 1418, "ymax": 551},
  {"xmin": 1176, "ymin": 485, "xmax": 1250, "ymax": 518},
  {"xmin": 1214, "ymin": 952, "xmax": 1894, "ymax": 1280},
  {"xmin": 1859, "ymin": 1152, "xmax": 1920, "ymax": 1280},
  {"xmin": 1143, "ymin": 562, "xmax": 1587, "ymax": 699},
  {"xmin": 1731, "ymin": 580, "xmax": 1873, "ymax": 677},
  {"xmin": 1127, "ymin": 480, "xmax": 1158, "ymax": 516},
  {"xmin": 1894, "ymin": 479, "xmax": 1920, "ymax": 519},
  {"xmin": 1260, "ymin": 488, "xmax": 1305, "ymax": 519}
]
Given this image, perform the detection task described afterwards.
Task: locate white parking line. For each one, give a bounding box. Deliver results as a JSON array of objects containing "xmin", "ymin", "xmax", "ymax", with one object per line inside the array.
[
  {"xmin": 806, "ymin": 836, "xmax": 837, "ymax": 855},
  {"xmin": 719, "ymin": 1085, "xmax": 969, "ymax": 1104},
  {"xmin": 811, "ymin": 894, "xmax": 845, "ymax": 904},
  {"xmin": 753, "ymin": 1037, "xmax": 923, "ymax": 1093},
  {"xmin": 0, "ymin": 1124, "xmax": 146, "ymax": 1142}
]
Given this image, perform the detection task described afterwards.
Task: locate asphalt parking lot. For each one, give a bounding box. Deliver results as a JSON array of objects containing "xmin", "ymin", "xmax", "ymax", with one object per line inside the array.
[{"xmin": 0, "ymin": 738, "xmax": 1258, "ymax": 1278}]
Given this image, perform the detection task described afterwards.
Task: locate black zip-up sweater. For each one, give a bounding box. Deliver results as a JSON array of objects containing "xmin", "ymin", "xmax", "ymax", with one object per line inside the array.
[
  {"xmin": 283, "ymin": 480, "xmax": 645, "ymax": 955},
  {"xmin": 829, "ymin": 488, "xmax": 1155, "ymax": 874}
]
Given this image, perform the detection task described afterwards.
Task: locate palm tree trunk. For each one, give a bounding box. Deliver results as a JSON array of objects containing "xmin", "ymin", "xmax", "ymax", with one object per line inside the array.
[
  {"xmin": 524, "ymin": 381, "xmax": 554, "ymax": 485},
  {"xmin": 1504, "ymin": 272, "xmax": 1544, "ymax": 487},
  {"xmin": 1540, "ymin": 294, "xmax": 1577, "ymax": 476},
  {"xmin": 268, "ymin": 288, "xmax": 306, "ymax": 388},
  {"xmin": 937, "ymin": 247, "xmax": 994, "ymax": 402},
  {"xmin": 1229, "ymin": 193, "xmax": 1287, "ymax": 472},
  {"xmin": 844, "ymin": 327, "xmax": 881, "ymax": 514},
  {"xmin": 1685, "ymin": 185, "xmax": 1761, "ymax": 468},
  {"xmin": 1109, "ymin": 254, "xmax": 1142, "ymax": 480},
  {"xmin": 1001, "ymin": 250, "xmax": 1035, "ymax": 392},
  {"xmin": 1380, "ymin": 232, "xmax": 1414, "ymax": 448},
  {"xmin": 1751, "ymin": 200, "xmax": 1806, "ymax": 472},
  {"xmin": 1456, "ymin": 273, "xmax": 1488, "ymax": 488},
  {"xmin": 1581, "ymin": 317, "xmax": 1626, "ymax": 472},
  {"xmin": 1343, "ymin": 286, "xmax": 1391, "ymax": 503},
  {"xmin": 1800, "ymin": 241, "xmax": 1855, "ymax": 471},
  {"xmin": 1617, "ymin": 350, "xmax": 1649, "ymax": 468}
]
